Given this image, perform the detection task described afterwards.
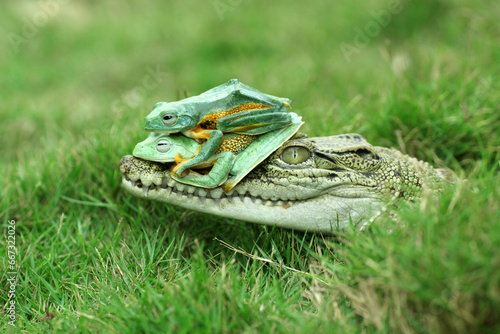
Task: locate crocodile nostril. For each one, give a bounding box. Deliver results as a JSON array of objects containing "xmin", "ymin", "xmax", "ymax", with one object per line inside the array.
[{"xmin": 326, "ymin": 172, "xmax": 339, "ymax": 179}]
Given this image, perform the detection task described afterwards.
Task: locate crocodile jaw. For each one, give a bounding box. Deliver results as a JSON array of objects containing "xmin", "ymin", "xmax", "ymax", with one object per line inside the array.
[
  {"xmin": 121, "ymin": 178, "xmax": 384, "ymax": 232},
  {"xmin": 120, "ymin": 156, "xmax": 386, "ymax": 233}
]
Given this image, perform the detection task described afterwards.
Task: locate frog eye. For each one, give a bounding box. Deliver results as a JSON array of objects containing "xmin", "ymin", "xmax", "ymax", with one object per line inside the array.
[
  {"xmin": 156, "ymin": 139, "xmax": 172, "ymax": 153},
  {"xmin": 281, "ymin": 146, "xmax": 310, "ymax": 164},
  {"xmin": 162, "ymin": 113, "xmax": 178, "ymax": 126}
]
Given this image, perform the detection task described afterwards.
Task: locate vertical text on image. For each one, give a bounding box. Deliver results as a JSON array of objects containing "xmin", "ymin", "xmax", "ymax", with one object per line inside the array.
[{"xmin": 6, "ymin": 219, "xmax": 18, "ymax": 327}]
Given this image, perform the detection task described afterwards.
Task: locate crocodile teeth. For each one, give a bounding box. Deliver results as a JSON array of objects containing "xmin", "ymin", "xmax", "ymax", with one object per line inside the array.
[
  {"xmin": 196, "ymin": 188, "xmax": 208, "ymax": 197},
  {"xmin": 249, "ymin": 189, "xmax": 262, "ymax": 198},
  {"xmin": 252, "ymin": 198, "xmax": 263, "ymax": 206},
  {"xmin": 213, "ymin": 198, "xmax": 222, "ymax": 209},
  {"xmin": 161, "ymin": 178, "xmax": 169, "ymax": 188},
  {"xmin": 175, "ymin": 183, "xmax": 186, "ymax": 193},
  {"xmin": 208, "ymin": 188, "xmax": 223, "ymax": 199},
  {"xmin": 260, "ymin": 192, "xmax": 271, "ymax": 200},
  {"xmin": 166, "ymin": 178, "xmax": 176, "ymax": 188},
  {"xmin": 124, "ymin": 175, "xmax": 298, "ymax": 207},
  {"xmin": 242, "ymin": 196, "xmax": 253, "ymax": 206},
  {"xmin": 234, "ymin": 187, "xmax": 246, "ymax": 196}
]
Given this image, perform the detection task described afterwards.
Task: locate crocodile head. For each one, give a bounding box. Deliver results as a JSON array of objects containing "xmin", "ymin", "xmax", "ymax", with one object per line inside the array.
[{"xmin": 120, "ymin": 134, "xmax": 452, "ymax": 233}]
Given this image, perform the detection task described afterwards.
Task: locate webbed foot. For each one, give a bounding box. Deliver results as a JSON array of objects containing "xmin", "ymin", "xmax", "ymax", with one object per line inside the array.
[
  {"xmin": 171, "ymin": 152, "xmax": 235, "ymax": 189},
  {"xmin": 172, "ymin": 153, "xmax": 195, "ymax": 176}
]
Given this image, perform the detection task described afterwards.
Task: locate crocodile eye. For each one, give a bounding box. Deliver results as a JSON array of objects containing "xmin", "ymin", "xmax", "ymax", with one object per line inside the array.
[
  {"xmin": 156, "ymin": 139, "xmax": 172, "ymax": 153},
  {"xmin": 162, "ymin": 113, "xmax": 178, "ymax": 126},
  {"xmin": 281, "ymin": 146, "xmax": 310, "ymax": 164}
]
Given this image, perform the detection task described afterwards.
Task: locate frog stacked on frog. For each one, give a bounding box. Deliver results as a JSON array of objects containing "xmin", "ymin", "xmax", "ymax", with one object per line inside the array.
[{"xmin": 132, "ymin": 79, "xmax": 303, "ymax": 192}]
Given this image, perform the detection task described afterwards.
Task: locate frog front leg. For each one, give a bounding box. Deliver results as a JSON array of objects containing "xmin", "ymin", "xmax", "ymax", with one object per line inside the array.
[
  {"xmin": 171, "ymin": 152, "xmax": 236, "ymax": 188},
  {"xmin": 217, "ymin": 107, "xmax": 292, "ymax": 135},
  {"xmin": 172, "ymin": 129, "xmax": 223, "ymax": 176}
]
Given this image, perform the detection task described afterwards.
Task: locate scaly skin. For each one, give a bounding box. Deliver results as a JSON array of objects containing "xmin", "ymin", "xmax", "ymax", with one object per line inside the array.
[{"xmin": 120, "ymin": 134, "xmax": 453, "ymax": 233}]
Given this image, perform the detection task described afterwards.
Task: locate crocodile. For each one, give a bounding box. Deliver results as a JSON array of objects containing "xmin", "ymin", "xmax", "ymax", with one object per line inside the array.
[{"xmin": 120, "ymin": 133, "xmax": 453, "ymax": 233}]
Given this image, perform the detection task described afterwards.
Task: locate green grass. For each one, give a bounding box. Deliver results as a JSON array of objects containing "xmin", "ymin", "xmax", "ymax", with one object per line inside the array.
[{"xmin": 1, "ymin": 0, "xmax": 499, "ymax": 332}]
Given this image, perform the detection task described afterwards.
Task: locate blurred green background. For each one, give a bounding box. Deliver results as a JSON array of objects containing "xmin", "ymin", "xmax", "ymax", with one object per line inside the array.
[
  {"xmin": 1, "ymin": 0, "xmax": 499, "ymax": 332},
  {"xmin": 1, "ymin": 0, "xmax": 498, "ymax": 164}
]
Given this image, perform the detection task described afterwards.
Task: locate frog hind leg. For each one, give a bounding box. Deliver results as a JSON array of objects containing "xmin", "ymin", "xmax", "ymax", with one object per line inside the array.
[
  {"xmin": 232, "ymin": 86, "xmax": 292, "ymax": 110},
  {"xmin": 172, "ymin": 129, "xmax": 224, "ymax": 176},
  {"xmin": 171, "ymin": 152, "xmax": 235, "ymax": 189},
  {"xmin": 221, "ymin": 113, "xmax": 303, "ymax": 192},
  {"xmin": 218, "ymin": 109, "xmax": 292, "ymax": 135}
]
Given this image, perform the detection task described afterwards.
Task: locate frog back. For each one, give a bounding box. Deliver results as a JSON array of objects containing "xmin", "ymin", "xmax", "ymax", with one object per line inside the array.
[{"xmin": 182, "ymin": 79, "xmax": 292, "ymax": 118}]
